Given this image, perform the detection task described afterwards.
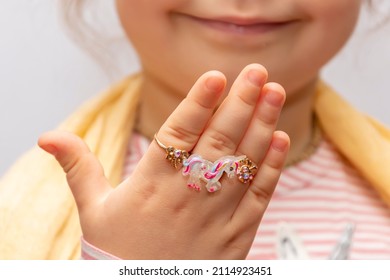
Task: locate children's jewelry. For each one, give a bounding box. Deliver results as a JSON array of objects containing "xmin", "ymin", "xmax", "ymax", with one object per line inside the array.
[
  {"xmin": 182, "ymin": 154, "xmax": 210, "ymax": 191},
  {"xmin": 154, "ymin": 134, "xmax": 258, "ymax": 191},
  {"xmin": 154, "ymin": 134, "xmax": 190, "ymax": 169},
  {"xmin": 183, "ymin": 154, "xmax": 258, "ymax": 192},
  {"xmin": 236, "ymin": 157, "xmax": 258, "ymax": 184}
]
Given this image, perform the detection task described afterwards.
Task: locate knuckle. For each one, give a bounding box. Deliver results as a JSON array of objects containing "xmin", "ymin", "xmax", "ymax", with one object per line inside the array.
[
  {"xmin": 235, "ymin": 90, "xmax": 258, "ymax": 107},
  {"xmin": 268, "ymin": 157, "xmax": 285, "ymax": 170},
  {"xmin": 163, "ymin": 125, "xmax": 199, "ymax": 149},
  {"xmin": 64, "ymin": 152, "xmax": 93, "ymax": 180},
  {"xmin": 257, "ymin": 108, "xmax": 279, "ymax": 126},
  {"xmin": 250, "ymin": 185, "xmax": 273, "ymax": 205},
  {"xmin": 206, "ymin": 129, "xmax": 237, "ymax": 153},
  {"xmin": 63, "ymin": 154, "xmax": 81, "ymax": 174},
  {"xmin": 191, "ymin": 95, "xmax": 216, "ymax": 110}
]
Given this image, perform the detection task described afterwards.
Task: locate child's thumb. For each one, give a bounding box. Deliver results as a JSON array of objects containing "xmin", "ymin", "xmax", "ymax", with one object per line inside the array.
[{"xmin": 38, "ymin": 130, "xmax": 111, "ymax": 211}]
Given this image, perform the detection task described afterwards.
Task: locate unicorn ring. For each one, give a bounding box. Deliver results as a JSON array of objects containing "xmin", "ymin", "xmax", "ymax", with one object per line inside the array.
[
  {"xmin": 182, "ymin": 154, "xmax": 258, "ymax": 192},
  {"xmin": 154, "ymin": 134, "xmax": 190, "ymax": 169}
]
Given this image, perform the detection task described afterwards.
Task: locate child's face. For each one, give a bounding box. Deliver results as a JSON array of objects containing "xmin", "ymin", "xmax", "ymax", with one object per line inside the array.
[{"xmin": 116, "ymin": 0, "xmax": 361, "ymax": 95}]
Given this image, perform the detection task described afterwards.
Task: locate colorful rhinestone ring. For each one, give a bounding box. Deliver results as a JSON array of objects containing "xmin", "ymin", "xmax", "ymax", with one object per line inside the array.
[
  {"xmin": 236, "ymin": 157, "xmax": 258, "ymax": 184},
  {"xmin": 154, "ymin": 134, "xmax": 190, "ymax": 168}
]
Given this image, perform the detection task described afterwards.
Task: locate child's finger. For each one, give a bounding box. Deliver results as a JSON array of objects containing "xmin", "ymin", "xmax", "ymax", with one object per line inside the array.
[
  {"xmin": 230, "ymin": 131, "xmax": 290, "ymax": 231},
  {"xmin": 127, "ymin": 71, "xmax": 226, "ymax": 201},
  {"xmin": 215, "ymin": 83, "xmax": 285, "ymax": 205},
  {"xmin": 156, "ymin": 71, "xmax": 226, "ymax": 153},
  {"xmin": 194, "ymin": 64, "xmax": 267, "ymax": 160},
  {"xmin": 38, "ymin": 131, "xmax": 111, "ymax": 212},
  {"xmin": 237, "ymin": 82, "xmax": 286, "ymax": 163}
]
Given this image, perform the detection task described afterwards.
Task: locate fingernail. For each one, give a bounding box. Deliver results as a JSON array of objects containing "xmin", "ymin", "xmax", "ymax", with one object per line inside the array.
[
  {"xmin": 272, "ymin": 138, "xmax": 288, "ymax": 152},
  {"xmin": 247, "ymin": 69, "xmax": 264, "ymax": 87},
  {"xmin": 40, "ymin": 144, "xmax": 58, "ymax": 156},
  {"xmin": 205, "ymin": 76, "xmax": 225, "ymax": 92},
  {"xmin": 265, "ymin": 90, "xmax": 284, "ymax": 107}
]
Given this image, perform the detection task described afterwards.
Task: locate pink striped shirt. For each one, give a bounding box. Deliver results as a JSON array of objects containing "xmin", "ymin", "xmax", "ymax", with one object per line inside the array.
[{"xmin": 81, "ymin": 132, "xmax": 390, "ymax": 259}]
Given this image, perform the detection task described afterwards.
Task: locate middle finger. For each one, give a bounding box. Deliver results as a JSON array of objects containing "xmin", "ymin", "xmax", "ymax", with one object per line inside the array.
[{"xmin": 194, "ymin": 63, "xmax": 268, "ymax": 160}]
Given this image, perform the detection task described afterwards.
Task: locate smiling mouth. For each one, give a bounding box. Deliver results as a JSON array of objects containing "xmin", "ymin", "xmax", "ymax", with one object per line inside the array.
[{"xmin": 187, "ymin": 15, "xmax": 294, "ymax": 35}]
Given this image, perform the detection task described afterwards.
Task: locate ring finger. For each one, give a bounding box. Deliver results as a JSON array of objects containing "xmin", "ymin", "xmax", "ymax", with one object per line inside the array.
[{"xmin": 237, "ymin": 82, "xmax": 286, "ymax": 163}]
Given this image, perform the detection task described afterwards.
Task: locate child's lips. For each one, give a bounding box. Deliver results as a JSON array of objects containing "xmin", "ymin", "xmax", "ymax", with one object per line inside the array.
[{"xmin": 187, "ymin": 15, "xmax": 296, "ymax": 35}]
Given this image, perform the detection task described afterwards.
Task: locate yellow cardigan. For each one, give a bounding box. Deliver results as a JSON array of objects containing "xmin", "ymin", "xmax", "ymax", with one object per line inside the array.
[{"xmin": 1, "ymin": 75, "xmax": 389, "ymax": 259}]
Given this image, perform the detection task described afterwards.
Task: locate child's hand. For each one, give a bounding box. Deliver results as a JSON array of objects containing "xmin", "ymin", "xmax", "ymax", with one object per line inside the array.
[{"xmin": 38, "ymin": 64, "xmax": 289, "ymax": 259}]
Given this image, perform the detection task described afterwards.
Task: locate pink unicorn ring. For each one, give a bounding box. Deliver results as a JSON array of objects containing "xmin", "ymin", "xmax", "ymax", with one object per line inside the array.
[{"xmin": 154, "ymin": 134, "xmax": 190, "ymax": 169}]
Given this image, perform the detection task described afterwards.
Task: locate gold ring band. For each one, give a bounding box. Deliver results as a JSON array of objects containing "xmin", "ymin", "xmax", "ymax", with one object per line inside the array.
[{"xmin": 154, "ymin": 134, "xmax": 190, "ymax": 168}]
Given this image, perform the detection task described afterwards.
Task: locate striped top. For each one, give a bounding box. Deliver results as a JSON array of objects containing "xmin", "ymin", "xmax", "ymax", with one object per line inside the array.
[
  {"xmin": 249, "ymin": 138, "xmax": 390, "ymax": 259},
  {"xmin": 81, "ymin": 132, "xmax": 390, "ymax": 260}
]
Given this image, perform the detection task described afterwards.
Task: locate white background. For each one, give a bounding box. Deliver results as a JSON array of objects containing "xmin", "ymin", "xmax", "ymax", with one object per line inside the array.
[
  {"xmin": 1, "ymin": 1, "xmax": 390, "ymax": 175},
  {"xmin": 0, "ymin": 260, "xmax": 389, "ymax": 279}
]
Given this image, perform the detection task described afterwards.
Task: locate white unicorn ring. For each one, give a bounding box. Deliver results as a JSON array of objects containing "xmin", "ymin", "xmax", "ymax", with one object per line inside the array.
[{"xmin": 182, "ymin": 154, "xmax": 258, "ymax": 192}]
